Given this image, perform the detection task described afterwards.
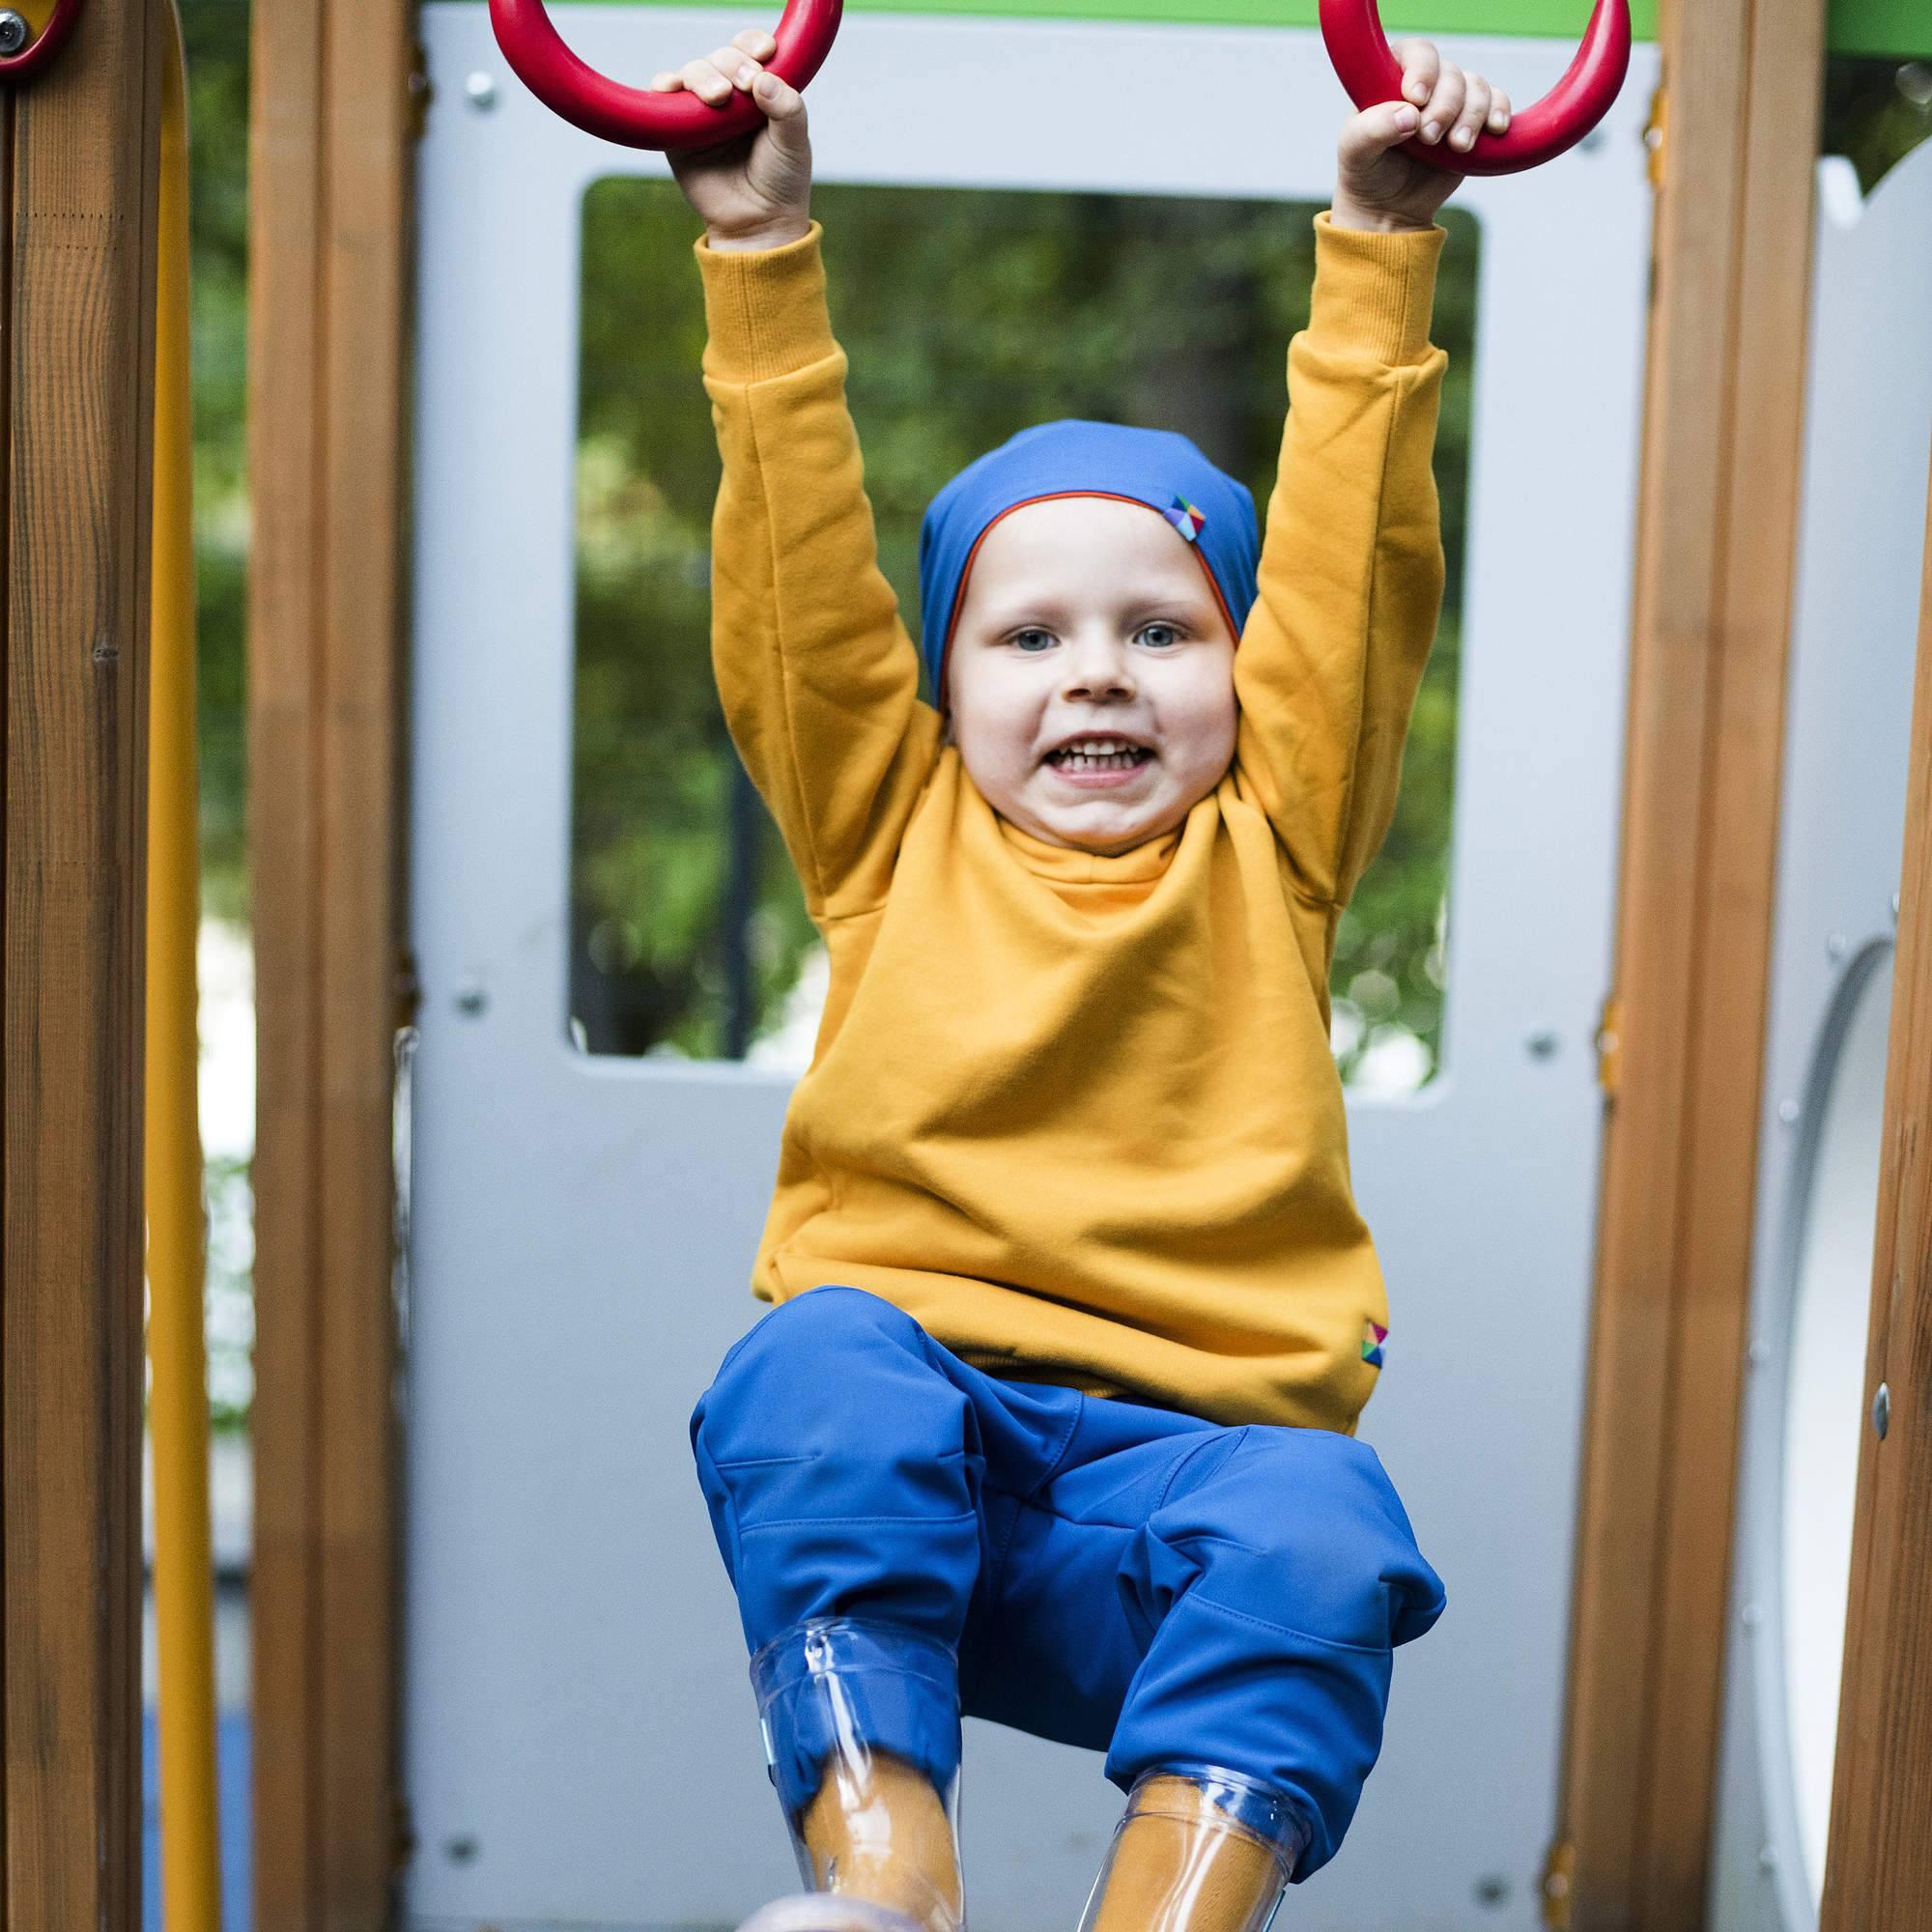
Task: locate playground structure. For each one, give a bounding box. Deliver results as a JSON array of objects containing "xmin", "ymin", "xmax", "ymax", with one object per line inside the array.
[{"xmin": 2, "ymin": 3, "xmax": 1931, "ymax": 1931}]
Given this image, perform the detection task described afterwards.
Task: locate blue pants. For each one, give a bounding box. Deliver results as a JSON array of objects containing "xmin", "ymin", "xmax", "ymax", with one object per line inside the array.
[{"xmin": 688, "ymin": 1286, "xmax": 1444, "ymax": 1879}]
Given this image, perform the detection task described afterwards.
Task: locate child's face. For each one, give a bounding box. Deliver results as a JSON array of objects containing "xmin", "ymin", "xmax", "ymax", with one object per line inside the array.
[{"xmin": 944, "ymin": 497, "xmax": 1238, "ymax": 856}]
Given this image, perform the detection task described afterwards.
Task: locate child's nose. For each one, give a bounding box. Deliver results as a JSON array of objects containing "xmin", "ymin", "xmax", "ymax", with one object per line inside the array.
[{"xmin": 1061, "ymin": 633, "xmax": 1136, "ymax": 698}]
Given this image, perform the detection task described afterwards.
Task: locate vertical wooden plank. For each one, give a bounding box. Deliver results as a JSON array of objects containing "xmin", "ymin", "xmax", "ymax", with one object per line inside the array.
[
  {"xmin": 1633, "ymin": 0, "xmax": 1826, "ymax": 1918},
  {"xmin": 0, "ymin": 0, "xmax": 163, "ymax": 1925},
  {"xmin": 315, "ymin": 0, "xmax": 411, "ymax": 1907},
  {"xmin": 1556, "ymin": 0, "xmax": 1827, "ymax": 1923},
  {"xmin": 1818, "ymin": 461, "xmax": 1932, "ymax": 1932},
  {"xmin": 248, "ymin": 0, "xmax": 413, "ymax": 1921},
  {"xmin": 246, "ymin": 1, "xmax": 326, "ymax": 1917}
]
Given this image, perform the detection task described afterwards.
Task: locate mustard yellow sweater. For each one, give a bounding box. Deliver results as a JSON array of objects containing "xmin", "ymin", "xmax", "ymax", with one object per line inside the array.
[{"xmin": 696, "ymin": 213, "xmax": 1446, "ymax": 1434}]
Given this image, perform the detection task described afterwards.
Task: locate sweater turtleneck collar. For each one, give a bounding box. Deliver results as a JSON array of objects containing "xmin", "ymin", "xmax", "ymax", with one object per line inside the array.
[{"xmin": 993, "ymin": 813, "xmax": 1184, "ymax": 884}]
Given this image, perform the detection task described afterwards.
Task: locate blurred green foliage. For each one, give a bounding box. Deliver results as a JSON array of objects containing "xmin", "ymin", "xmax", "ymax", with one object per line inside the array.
[
  {"xmin": 185, "ymin": 0, "xmax": 250, "ymax": 921},
  {"xmin": 575, "ymin": 182, "xmax": 1480, "ymax": 1081},
  {"xmin": 1823, "ymin": 57, "xmax": 1932, "ymax": 190}
]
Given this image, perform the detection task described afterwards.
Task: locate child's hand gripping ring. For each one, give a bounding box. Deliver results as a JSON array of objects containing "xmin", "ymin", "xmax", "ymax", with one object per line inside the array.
[
  {"xmin": 488, "ymin": 0, "xmax": 843, "ymax": 152},
  {"xmin": 1319, "ymin": 0, "xmax": 1632, "ymax": 176}
]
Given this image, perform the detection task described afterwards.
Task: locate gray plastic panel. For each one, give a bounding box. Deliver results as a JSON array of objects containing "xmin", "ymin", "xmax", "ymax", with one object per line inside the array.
[{"xmin": 404, "ymin": 11, "xmax": 1657, "ymax": 1926}]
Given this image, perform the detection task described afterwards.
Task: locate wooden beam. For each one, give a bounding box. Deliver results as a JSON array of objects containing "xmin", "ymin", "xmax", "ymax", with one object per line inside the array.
[
  {"xmin": 1554, "ymin": 0, "xmax": 1827, "ymax": 1923},
  {"xmin": 247, "ymin": 0, "xmax": 415, "ymax": 1922},
  {"xmin": 1818, "ymin": 456, "xmax": 1932, "ymax": 1932},
  {"xmin": 1, "ymin": 0, "xmax": 165, "ymax": 1924}
]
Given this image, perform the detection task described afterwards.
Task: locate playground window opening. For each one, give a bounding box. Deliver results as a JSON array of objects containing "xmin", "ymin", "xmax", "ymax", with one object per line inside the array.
[{"xmin": 568, "ymin": 179, "xmax": 1481, "ymax": 1092}]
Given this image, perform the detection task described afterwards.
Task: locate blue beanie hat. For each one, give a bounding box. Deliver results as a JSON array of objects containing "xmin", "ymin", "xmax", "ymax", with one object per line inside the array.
[{"xmin": 916, "ymin": 419, "xmax": 1260, "ymax": 706}]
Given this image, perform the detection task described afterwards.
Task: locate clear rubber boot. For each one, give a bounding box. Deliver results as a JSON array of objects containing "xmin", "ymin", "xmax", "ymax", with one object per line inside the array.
[
  {"xmin": 1073, "ymin": 1767, "xmax": 1307, "ymax": 1932},
  {"xmin": 739, "ymin": 1618, "xmax": 967, "ymax": 1932}
]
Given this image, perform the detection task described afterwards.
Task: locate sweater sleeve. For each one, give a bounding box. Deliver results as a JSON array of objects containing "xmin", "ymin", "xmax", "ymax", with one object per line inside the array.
[
  {"xmin": 697, "ymin": 219, "xmax": 943, "ymax": 923},
  {"xmin": 1233, "ymin": 212, "xmax": 1448, "ymax": 911}
]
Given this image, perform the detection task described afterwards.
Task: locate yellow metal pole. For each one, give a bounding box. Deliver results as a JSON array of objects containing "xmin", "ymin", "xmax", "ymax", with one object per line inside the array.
[{"xmin": 147, "ymin": 5, "xmax": 224, "ymax": 1926}]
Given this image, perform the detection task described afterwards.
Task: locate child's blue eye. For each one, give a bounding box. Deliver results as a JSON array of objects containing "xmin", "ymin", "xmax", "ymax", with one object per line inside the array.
[
  {"xmin": 1137, "ymin": 623, "xmax": 1181, "ymax": 648},
  {"xmin": 1012, "ymin": 629, "xmax": 1056, "ymax": 652}
]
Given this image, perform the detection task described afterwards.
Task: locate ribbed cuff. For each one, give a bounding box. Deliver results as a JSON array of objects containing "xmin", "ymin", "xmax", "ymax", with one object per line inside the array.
[
  {"xmin": 696, "ymin": 216, "xmax": 837, "ymax": 383},
  {"xmin": 1307, "ymin": 211, "xmax": 1444, "ymax": 366}
]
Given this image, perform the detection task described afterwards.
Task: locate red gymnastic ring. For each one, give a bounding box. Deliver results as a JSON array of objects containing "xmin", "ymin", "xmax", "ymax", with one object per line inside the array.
[
  {"xmin": 1318, "ymin": 0, "xmax": 1632, "ymax": 176},
  {"xmin": 0, "ymin": 0, "xmax": 86, "ymax": 83},
  {"xmin": 488, "ymin": 0, "xmax": 842, "ymax": 152}
]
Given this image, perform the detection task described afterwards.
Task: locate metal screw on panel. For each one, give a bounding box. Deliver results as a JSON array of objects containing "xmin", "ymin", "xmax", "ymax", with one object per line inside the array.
[
  {"xmin": 1525, "ymin": 1030, "xmax": 1560, "ymax": 1061},
  {"xmin": 1747, "ymin": 1338, "xmax": 1771, "ymax": 1369},
  {"xmin": 1741, "ymin": 1602, "xmax": 1763, "ymax": 1633},
  {"xmin": 1777, "ymin": 1097, "xmax": 1802, "ymax": 1126},
  {"xmin": 1827, "ymin": 931, "xmax": 1849, "ymax": 961},
  {"xmin": 454, "ymin": 983, "xmax": 489, "ymax": 1017},
  {"xmin": 1759, "ymin": 1844, "xmax": 1780, "ymax": 1874},
  {"xmin": 1873, "ymin": 1382, "xmax": 1890, "ymax": 1440},
  {"xmin": 1473, "ymin": 1874, "xmax": 1511, "ymax": 1909},
  {"xmin": 465, "ymin": 70, "xmax": 498, "ymax": 109},
  {"xmin": 0, "ymin": 12, "xmax": 31, "ymax": 54},
  {"xmin": 444, "ymin": 1834, "xmax": 480, "ymax": 1865}
]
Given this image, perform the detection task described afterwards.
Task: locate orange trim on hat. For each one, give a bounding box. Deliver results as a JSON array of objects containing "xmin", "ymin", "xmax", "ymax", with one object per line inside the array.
[{"xmin": 933, "ymin": 489, "xmax": 1242, "ymax": 713}]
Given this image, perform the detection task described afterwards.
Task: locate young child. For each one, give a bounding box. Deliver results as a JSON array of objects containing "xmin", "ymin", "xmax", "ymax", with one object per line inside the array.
[{"xmin": 652, "ymin": 32, "xmax": 1509, "ymax": 1932}]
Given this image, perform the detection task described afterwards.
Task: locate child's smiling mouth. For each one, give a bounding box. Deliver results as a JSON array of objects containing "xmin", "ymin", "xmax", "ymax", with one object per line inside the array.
[{"xmin": 1042, "ymin": 735, "xmax": 1157, "ymax": 787}]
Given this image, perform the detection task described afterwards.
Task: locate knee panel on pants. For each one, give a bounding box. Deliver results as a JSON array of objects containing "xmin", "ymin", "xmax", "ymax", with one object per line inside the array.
[
  {"xmin": 688, "ymin": 1286, "xmax": 987, "ymax": 1650},
  {"xmin": 1134, "ymin": 1427, "xmax": 1445, "ymax": 1653}
]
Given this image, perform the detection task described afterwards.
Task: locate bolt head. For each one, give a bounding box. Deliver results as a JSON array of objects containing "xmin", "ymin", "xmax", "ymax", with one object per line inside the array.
[
  {"xmin": 0, "ymin": 12, "xmax": 31, "ymax": 55},
  {"xmin": 1873, "ymin": 1382, "xmax": 1890, "ymax": 1440},
  {"xmin": 1777, "ymin": 1097, "xmax": 1802, "ymax": 1126},
  {"xmin": 465, "ymin": 70, "xmax": 497, "ymax": 108}
]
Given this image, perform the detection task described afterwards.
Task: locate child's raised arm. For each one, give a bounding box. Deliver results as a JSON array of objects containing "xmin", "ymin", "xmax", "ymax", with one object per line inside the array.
[
  {"xmin": 1234, "ymin": 46, "xmax": 1505, "ymax": 913},
  {"xmin": 655, "ymin": 38, "xmax": 942, "ymax": 923}
]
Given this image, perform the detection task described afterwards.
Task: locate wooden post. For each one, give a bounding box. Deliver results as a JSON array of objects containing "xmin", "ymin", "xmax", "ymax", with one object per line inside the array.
[
  {"xmin": 1817, "ymin": 459, "xmax": 1932, "ymax": 1932},
  {"xmin": 1553, "ymin": 0, "xmax": 1828, "ymax": 1923},
  {"xmin": 246, "ymin": 0, "xmax": 416, "ymax": 1923},
  {"xmin": 0, "ymin": 0, "xmax": 165, "ymax": 1925}
]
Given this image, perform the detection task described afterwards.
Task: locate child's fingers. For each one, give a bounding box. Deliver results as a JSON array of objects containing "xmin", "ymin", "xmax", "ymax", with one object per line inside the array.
[
  {"xmin": 749, "ymin": 66, "xmax": 806, "ymax": 126},
  {"xmin": 1339, "ymin": 99, "xmax": 1422, "ymax": 166},
  {"xmin": 651, "ymin": 30, "xmax": 772, "ymax": 94},
  {"xmin": 674, "ymin": 52, "xmax": 737, "ymax": 104},
  {"xmin": 1392, "ymin": 38, "xmax": 1439, "ymax": 108},
  {"xmin": 1489, "ymin": 87, "xmax": 1513, "ymax": 132},
  {"xmin": 1447, "ymin": 72, "xmax": 1492, "ymax": 153},
  {"xmin": 1417, "ymin": 63, "xmax": 1466, "ymax": 145},
  {"xmin": 725, "ymin": 27, "xmax": 778, "ymax": 88}
]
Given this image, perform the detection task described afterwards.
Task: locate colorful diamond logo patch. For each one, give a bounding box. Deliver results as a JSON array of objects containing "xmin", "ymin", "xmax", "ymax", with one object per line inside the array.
[
  {"xmin": 1164, "ymin": 496, "xmax": 1206, "ymax": 543},
  {"xmin": 1361, "ymin": 1319, "xmax": 1388, "ymax": 1369}
]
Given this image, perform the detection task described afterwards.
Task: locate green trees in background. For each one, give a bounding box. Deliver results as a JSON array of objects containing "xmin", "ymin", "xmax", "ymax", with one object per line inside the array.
[{"xmin": 186, "ymin": 0, "xmax": 249, "ymax": 922}]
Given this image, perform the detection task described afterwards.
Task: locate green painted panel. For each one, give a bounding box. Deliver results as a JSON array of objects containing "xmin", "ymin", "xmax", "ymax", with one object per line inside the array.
[
  {"xmin": 561, "ymin": 0, "xmax": 1664, "ymax": 33},
  {"xmin": 541, "ymin": 0, "xmax": 1932, "ymax": 49},
  {"xmin": 1831, "ymin": 0, "xmax": 1932, "ymax": 55}
]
